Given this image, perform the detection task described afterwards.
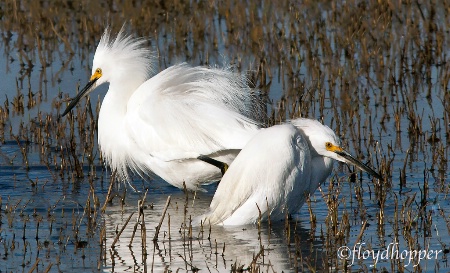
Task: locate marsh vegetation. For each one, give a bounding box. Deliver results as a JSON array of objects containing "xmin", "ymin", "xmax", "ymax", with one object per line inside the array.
[{"xmin": 0, "ymin": 0, "xmax": 449, "ymax": 272}]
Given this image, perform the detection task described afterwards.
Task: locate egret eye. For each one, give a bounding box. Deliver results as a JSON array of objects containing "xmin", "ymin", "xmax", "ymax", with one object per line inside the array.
[
  {"xmin": 90, "ymin": 68, "xmax": 103, "ymax": 81},
  {"xmin": 325, "ymin": 142, "xmax": 333, "ymax": 149}
]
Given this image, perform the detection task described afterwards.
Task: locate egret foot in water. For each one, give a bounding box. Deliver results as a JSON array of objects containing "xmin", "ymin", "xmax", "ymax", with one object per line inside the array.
[{"xmin": 197, "ymin": 155, "xmax": 229, "ymax": 175}]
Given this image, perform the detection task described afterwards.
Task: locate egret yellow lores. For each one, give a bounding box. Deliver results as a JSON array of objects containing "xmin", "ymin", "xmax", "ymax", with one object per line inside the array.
[
  {"xmin": 198, "ymin": 118, "xmax": 382, "ymax": 226},
  {"xmin": 62, "ymin": 27, "xmax": 264, "ymax": 190}
]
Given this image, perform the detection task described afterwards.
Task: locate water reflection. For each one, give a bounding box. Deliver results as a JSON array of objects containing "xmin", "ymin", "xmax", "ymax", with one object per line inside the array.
[
  {"xmin": 0, "ymin": 0, "xmax": 449, "ymax": 272},
  {"xmin": 103, "ymin": 191, "xmax": 324, "ymax": 272}
]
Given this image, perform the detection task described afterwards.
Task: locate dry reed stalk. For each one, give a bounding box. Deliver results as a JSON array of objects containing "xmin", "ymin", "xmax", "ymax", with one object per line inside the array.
[
  {"xmin": 353, "ymin": 220, "xmax": 368, "ymax": 247},
  {"xmin": 111, "ymin": 211, "xmax": 135, "ymax": 249},
  {"xmin": 153, "ymin": 196, "xmax": 171, "ymax": 242},
  {"xmin": 27, "ymin": 258, "xmax": 40, "ymax": 273},
  {"xmin": 101, "ymin": 170, "xmax": 117, "ymax": 213}
]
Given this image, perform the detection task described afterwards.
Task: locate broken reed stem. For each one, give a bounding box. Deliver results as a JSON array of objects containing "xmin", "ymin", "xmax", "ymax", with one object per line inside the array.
[
  {"xmin": 111, "ymin": 211, "xmax": 135, "ymax": 248},
  {"xmin": 102, "ymin": 170, "xmax": 117, "ymax": 213},
  {"xmin": 168, "ymin": 213, "xmax": 171, "ymax": 240},
  {"xmin": 27, "ymin": 258, "xmax": 40, "ymax": 273},
  {"xmin": 129, "ymin": 220, "xmax": 139, "ymax": 247},
  {"xmin": 129, "ymin": 200, "xmax": 147, "ymax": 251},
  {"xmin": 43, "ymin": 263, "xmax": 53, "ymax": 273},
  {"xmin": 153, "ymin": 195, "xmax": 171, "ymax": 242},
  {"xmin": 140, "ymin": 200, "xmax": 147, "ymax": 257},
  {"xmin": 251, "ymin": 246, "xmax": 264, "ymax": 270},
  {"xmin": 353, "ymin": 219, "xmax": 368, "ymax": 248}
]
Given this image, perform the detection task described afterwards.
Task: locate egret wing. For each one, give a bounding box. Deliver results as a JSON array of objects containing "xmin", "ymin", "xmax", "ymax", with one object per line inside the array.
[{"xmin": 126, "ymin": 63, "xmax": 262, "ymax": 161}]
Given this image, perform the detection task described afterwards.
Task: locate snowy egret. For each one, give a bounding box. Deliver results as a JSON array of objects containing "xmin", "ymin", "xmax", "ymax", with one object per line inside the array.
[
  {"xmin": 198, "ymin": 118, "xmax": 382, "ymax": 226},
  {"xmin": 62, "ymin": 27, "xmax": 264, "ymax": 190}
]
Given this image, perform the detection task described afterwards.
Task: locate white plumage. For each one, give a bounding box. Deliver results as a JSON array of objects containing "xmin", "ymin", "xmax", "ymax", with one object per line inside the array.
[
  {"xmin": 198, "ymin": 123, "xmax": 311, "ymax": 225},
  {"xmin": 198, "ymin": 118, "xmax": 381, "ymax": 226},
  {"xmin": 62, "ymin": 27, "xmax": 263, "ymax": 190}
]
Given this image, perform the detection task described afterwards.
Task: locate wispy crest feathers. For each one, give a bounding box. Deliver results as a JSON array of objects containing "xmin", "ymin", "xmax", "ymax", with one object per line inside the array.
[{"xmin": 94, "ymin": 26, "xmax": 156, "ymax": 81}]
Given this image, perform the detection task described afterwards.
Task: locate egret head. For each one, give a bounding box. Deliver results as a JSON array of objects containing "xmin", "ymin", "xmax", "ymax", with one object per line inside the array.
[
  {"xmin": 292, "ymin": 118, "xmax": 382, "ymax": 180},
  {"xmin": 62, "ymin": 26, "xmax": 154, "ymax": 117}
]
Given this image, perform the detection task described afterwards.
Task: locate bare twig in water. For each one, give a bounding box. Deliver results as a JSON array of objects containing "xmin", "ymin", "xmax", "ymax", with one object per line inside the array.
[
  {"xmin": 353, "ymin": 220, "xmax": 368, "ymax": 248},
  {"xmin": 102, "ymin": 170, "xmax": 117, "ymax": 213},
  {"xmin": 153, "ymin": 195, "xmax": 171, "ymax": 242},
  {"xmin": 250, "ymin": 246, "xmax": 264, "ymax": 271},
  {"xmin": 111, "ymin": 211, "xmax": 135, "ymax": 249},
  {"xmin": 43, "ymin": 262, "xmax": 53, "ymax": 273},
  {"xmin": 27, "ymin": 258, "xmax": 40, "ymax": 273},
  {"xmin": 128, "ymin": 190, "xmax": 148, "ymax": 249}
]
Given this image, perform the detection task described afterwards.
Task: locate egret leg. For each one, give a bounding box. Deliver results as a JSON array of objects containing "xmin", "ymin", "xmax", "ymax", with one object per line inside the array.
[{"xmin": 197, "ymin": 155, "xmax": 229, "ymax": 175}]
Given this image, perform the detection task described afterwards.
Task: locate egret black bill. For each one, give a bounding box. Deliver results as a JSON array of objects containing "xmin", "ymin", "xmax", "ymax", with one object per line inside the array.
[
  {"xmin": 334, "ymin": 150, "xmax": 383, "ymax": 180},
  {"xmin": 325, "ymin": 142, "xmax": 382, "ymax": 180},
  {"xmin": 61, "ymin": 78, "xmax": 98, "ymax": 117}
]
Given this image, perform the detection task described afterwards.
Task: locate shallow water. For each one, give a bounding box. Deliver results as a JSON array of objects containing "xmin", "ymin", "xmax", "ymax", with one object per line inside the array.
[{"xmin": 1, "ymin": 1, "xmax": 449, "ymax": 272}]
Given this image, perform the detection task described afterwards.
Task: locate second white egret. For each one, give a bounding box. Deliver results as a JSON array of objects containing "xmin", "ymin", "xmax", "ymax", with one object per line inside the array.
[
  {"xmin": 198, "ymin": 118, "xmax": 382, "ymax": 226},
  {"xmin": 62, "ymin": 27, "xmax": 264, "ymax": 190}
]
